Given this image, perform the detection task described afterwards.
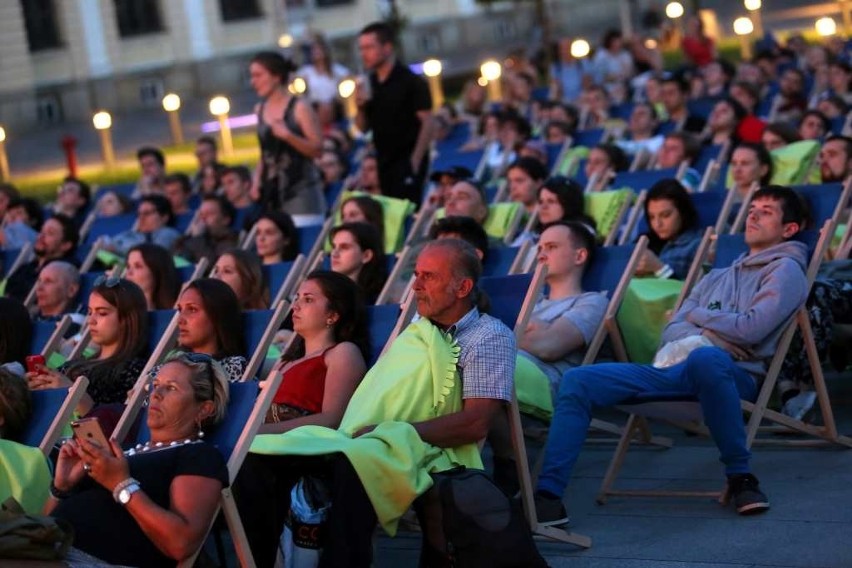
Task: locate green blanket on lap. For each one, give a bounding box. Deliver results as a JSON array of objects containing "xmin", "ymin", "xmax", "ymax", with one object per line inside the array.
[
  {"xmin": 250, "ymin": 317, "xmax": 482, "ymax": 534},
  {"xmin": 0, "ymin": 440, "xmax": 51, "ymax": 514}
]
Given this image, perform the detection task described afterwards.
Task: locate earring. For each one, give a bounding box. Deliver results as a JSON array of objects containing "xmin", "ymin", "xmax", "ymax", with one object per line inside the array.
[
  {"xmin": 196, "ymin": 420, "xmax": 205, "ymax": 439},
  {"xmin": 326, "ymin": 320, "xmax": 333, "ymax": 328}
]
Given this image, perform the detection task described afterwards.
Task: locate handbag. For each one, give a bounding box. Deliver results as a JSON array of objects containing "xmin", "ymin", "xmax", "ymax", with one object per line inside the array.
[{"xmin": 0, "ymin": 497, "xmax": 74, "ymax": 560}]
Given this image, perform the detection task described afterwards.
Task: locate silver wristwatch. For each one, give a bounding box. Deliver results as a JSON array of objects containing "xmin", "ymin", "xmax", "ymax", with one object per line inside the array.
[{"xmin": 113, "ymin": 478, "xmax": 141, "ymax": 505}]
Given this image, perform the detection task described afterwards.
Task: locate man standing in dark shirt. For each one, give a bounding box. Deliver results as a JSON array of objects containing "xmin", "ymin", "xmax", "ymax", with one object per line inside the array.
[{"xmin": 355, "ymin": 21, "xmax": 433, "ymax": 205}]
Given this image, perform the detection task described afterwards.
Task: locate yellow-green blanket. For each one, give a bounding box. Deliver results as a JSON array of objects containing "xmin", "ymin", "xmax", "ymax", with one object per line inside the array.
[
  {"xmin": 251, "ymin": 317, "xmax": 482, "ymax": 534},
  {"xmin": 0, "ymin": 439, "xmax": 51, "ymax": 514}
]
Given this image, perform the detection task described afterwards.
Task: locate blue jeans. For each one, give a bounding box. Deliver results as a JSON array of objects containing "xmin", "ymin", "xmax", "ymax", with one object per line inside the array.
[{"xmin": 537, "ymin": 346, "xmax": 758, "ymax": 497}]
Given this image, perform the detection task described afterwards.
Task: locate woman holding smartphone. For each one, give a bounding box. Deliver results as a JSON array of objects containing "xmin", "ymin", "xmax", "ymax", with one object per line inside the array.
[
  {"xmin": 26, "ymin": 278, "xmax": 149, "ymax": 421},
  {"xmin": 47, "ymin": 352, "xmax": 230, "ymax": 567}
]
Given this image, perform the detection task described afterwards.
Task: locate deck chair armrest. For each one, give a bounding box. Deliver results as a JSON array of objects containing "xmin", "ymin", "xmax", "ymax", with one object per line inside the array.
[{"xmin": 39, "ymin": 376, "xmax": 89, "ymax": 455}]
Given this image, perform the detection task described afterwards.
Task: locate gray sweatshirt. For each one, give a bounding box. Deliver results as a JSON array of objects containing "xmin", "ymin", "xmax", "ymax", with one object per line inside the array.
[{"xmin": 661, "ymin": 240, "xmax": 809, "ymax": 377}]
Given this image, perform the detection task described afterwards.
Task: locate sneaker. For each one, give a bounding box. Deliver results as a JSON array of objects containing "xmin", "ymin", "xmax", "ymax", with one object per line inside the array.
[
  {"xmin": 534, "ymin": 493, "xmax": 570, "ymax": 527},
  {"xmin": 727, "ymin": 473, "xmax": 770, "ymax": 515},
  {"xmin": 782, "ymin": 391, "xmax": 817, "ymax": 421}
]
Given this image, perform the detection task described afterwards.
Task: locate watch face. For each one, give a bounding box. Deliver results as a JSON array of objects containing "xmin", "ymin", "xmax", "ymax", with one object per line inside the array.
[{"xmin": 119, "ymin": 489, "xmax": 131, "ymax": 504}]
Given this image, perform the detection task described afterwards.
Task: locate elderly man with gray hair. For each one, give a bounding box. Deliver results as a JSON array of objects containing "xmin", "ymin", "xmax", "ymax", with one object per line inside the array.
[{"xmin": 33, "ymin": 260, "xmax": 80, "ymax": 322}]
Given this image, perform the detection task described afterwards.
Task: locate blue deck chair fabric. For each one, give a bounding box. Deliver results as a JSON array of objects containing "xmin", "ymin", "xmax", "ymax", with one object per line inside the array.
[
  {"xmin": 84, "ymin": 213, "xmax": 136, "ymax": 246},
  {"xmin": 687, "ymin": 96, "xmax": 722, "ymax": 121},
  {"xmin": 431, "ymin": 148, "xmax": 485, "ymax": 176},
  {"xmin": 20, "ymin": 387, "xmax": 71, "ymax": 448},
  {"xmin": 324, "ymin": 181, "xmax": 344, "ymax": 210},
  {"xmin": 657, "ymin": 121, "xmax": 677, "ymax": 137},
  {"xmin": 482, "ymin": 246, "xmax": 521, "ymax": 277},
  {"xmin": 484, "ymin": 183, "xmax": 500, "ymax": 204},
  {"xmin": 76, "ymin": 272, "xmax": 105, "ymax": 312},
  {"xmin": 791, "ymin": 183, "xmax": 844, "ymax": 227},
  {"xmin": 1, "ymin": 248, "xmax": 22, "ymax": 277},
  {"xmin": 242, "ymin": 310, "xmax": 275, "ymax": 365},
  {"xmin": 582, "ymin": 243, "xmax": 634, "ymax": 295},
  {"xmin": 135, "ymin": 381, "xmax": 260, "ymax": 460},
  {"xmin": 262, "ymin": 261, "xmax": 298, "ymax": 304},
  {"xmin": 176, "ymin": 265, "xmax": 197, "ymax": 284},
  {"xmin": 830, "ymin": 116, "xmax": 845, "ymax": 135},
  {"xmin": 366, "ymin": 304, "xmax": 400, "ymax": 366},
  {"xmin": 30, "ymin": 320, "xmax": 58, "ymax": 354},
  {"xmin": 174, "ymin": 212, "xmax": 195, "ymax": 234},
  {"xmin": 694, "ymin": 144, "xmax": 725, "ymax": 175},
  {"xmin": 320, "ymin": 254, "xmax": 397, "ymax": 277},
  {"xmin": 296, "ymin": 224, "xmax": 324, "ymax": 257},
  {"xmin": 714, "ymin": 230, "xmax": 819, "ymax": 269},
  {"xmin": 707, "ymin": 164, "xmax": 729, "ymax": 192},
  {"xmin": 93, "ymin": 183, "xmax": 135, "ymax": 203},
  {"xmin": 572, "ymin": 128, "xmax": 605, "ymax": 149},
  {"xmin": 610, "ymin": 102, "xmax": 634, "ymax": 121},
  {"xmin": 545, "ymin": 143, "xmax": 563, "ymax": 171},
  {"xmin": 435, "ymin": 122, "xmax": 472, "ymax": 153},
  {"xmin": 612, "ymin": 168, "xmax": 680, "ymax": 193},
  {"xmin": 531, "ymin": 86, "xmax": 550, "ymax": 102},
  {"xmin": 479, "ymin": 272, "xmax": 533, "ymax": 329},
  {"xmin": 147, "ymin": 310, "xmax": 177, "ymax": 354}
]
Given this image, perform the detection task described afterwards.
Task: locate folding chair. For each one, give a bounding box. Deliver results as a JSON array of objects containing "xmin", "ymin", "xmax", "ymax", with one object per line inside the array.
[
  {"xmin": 83, "ymin": 213, "xmax": 137, "ymax": 246},
  {"xmin": 597, "ymin": 220, "xmax": 849, "ymax": 506},
  {"xmin": 241, "ymin": 304, "xmax": 289, "ymax": 382},
  {"xmin": 481, "ymin": 265, "xmax": 593, "ymax": 548},
  {"xmin": 262, "ymin": 255, "xmax": 307, "ymax": 308},
  {"xmin": 30, "ymin": 315, "xmax": 73, "ymax": 360},
  {"xmin": 21, "ymin": 376, "xmax": 89, "ymax": 455},
  {"xmin": 611, "ymin": 168, "xmax": 680, "ymax": 194},
  {"xmin": 375, "ymin": 245, "xmax": 416, "ymax": 305},
  {"xmin": 793, "ymin": 180, "xmax": 851, "ymax": 229},
  {"xmin": 482, "ymin": 245, "xmax": 527, "ymax": 277},
  {"xmin": 1, "ymin": 243, "xmax": 32, "ymax": 278}
]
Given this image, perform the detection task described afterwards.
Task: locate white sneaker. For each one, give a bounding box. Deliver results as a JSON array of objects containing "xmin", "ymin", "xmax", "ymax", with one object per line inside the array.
[{"xmin": 782, "ymin": 391, "xmax": 817, "ymax": 421}]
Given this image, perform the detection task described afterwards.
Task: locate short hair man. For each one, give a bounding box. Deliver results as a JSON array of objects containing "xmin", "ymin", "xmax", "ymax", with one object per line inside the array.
[
  {"xmin": 5, "ymin": 214, "xmax": 79, "ymax": 302},
  {"xmin": 445, "ymin": 180, "xmax": 488, "ymax": 226},
  {"xmin": 221, "ymin": 166, "xmax": 255, "ymax": 209},
  {"xmin": 163, "ymin": 173, "xmax": 193, "ymax": 216},
  {"xmin": 193, "ymin": 136, "xmax": 222, "ymax": 191},
  {"xmin": 656, "ymin": 132, "xmax": 702, "ymax": 190},
  {"xmin": 355, "ymin": 21, "xmax": 433, "ymax": 203},
  {"xmin": 34, "ymin": 260, "xmax": 80, "ymax": 320},
  {"xmin": 427, "ymin": 165, "xmax": 473, "ymax": 208},
  {"xmin": 52, "ymin": 177, "xmax": 91, "ymax": 228},
  {"xmin": 133, "ymin": 146, "xmax": 167, "ymax": 198},
  {"xmin": 534, "ymin": 186, "xmax": 810, "ymax": 525},
  {"xmin": 173, "ymin": 195, "xmax": 238, "ymax": 263},
  {"xmin": 660, "ymin": 76, "xmax": 706, "ymax": 134},
  {"xmin": 819, "ymin": 135, "xmax": 852, "ymax": 183},
  {"xmin": 429, "ymin": 215, "xmax": 489, "ymax": 262},
  {"xmin": 106, "ymin": 195, "xmax": 180, "ymax": 256},
  {"xmin": 616, "ymin": 102, "xmax": 663, "ymax": 157},
  {"xmin": 235, "ymin": 239, "xmax": 517, "ymax": 566}
]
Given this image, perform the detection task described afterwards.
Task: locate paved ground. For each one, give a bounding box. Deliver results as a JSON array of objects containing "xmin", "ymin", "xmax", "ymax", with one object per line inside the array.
[{"xmin": 375, "ymin": 371, "xmax": 852, "ymax": 568}]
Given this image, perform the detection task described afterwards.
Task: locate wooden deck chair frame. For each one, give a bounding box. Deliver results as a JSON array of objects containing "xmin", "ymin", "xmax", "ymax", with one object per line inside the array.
[
  {"xmin": 491, "ymin": 178, "xmax": 510, "ymax": 204},
  {"xmin": 403, "ymin": 206, "xmax": 436, "ymax": 247},
  {"xmin": 596, "ymin": 219, "xmax": 849, "ymax": 506},
  {"xmin": 269, "ymin": 254, "xmax": 307, "ymax": 308},
  {"xmin": 37, "ymin": 314, "xmax": 73, "ymax": 359},
  {"xmin": 837, "ymin": 206, "xmax": 852, "ymax": 259},
  {"xmin": 602, "ymin": 192, "xmax": 633, "ymax": 247},
  {"xmin": 549, "ymin": 139, "xmax": 572, "ymax": 177},
  {"xmin": 180, "ymin": 369, "xmax": 285, "ymax": 568},
  {"xmin": 34, "ymin": 376, "xmax": 89, "ymax": 456},
  {"xmin": 728, "ymin": 182, "xmax": 759, "ymax": 234},
  {"xmin": 696, "ymin": 159, "xmax": 721, "ymax": 194},
  {"xmin": 375, "ymin": 245, "xmax": 415, "ymax": 305},
  {"xmin": 504, "ymin": 263, "xmax": 593, "ymax": 548},
  {"xmin": 501, "ymin": 203, "xmax": 526, "ymax": 245},
  {"xmin": 4, "ymin": 242, "xmax": 33, "ymax": 277},
  {"xmin": 241, "ymin": 300, "xmax": 289, "ymax": 383},
  {"xmin": 617, "ymin": 189, "xmax": 648, "ymax": 246}
]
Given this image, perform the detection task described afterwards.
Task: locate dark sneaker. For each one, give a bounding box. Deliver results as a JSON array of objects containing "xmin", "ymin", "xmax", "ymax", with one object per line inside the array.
[
  {"xmin": 728, "ymin": 473, "xmax": 770, "ymax": 515},
  {"xmin": 534, "ymin": 493, "xmax": 570, "ymax": 527}
]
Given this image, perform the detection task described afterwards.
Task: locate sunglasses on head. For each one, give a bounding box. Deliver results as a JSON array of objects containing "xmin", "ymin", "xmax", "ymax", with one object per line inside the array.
[{"xmin": 94, "ymin": 275, "xmax": 121, "ymax": 288}]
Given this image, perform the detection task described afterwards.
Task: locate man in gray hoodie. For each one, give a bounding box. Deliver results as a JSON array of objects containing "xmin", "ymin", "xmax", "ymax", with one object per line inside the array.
[{"xmin": 534, "ymin": 185, "xmax": 810, "ymax": 526}]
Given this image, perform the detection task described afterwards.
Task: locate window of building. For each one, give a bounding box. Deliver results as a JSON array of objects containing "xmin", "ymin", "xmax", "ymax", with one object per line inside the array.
[
  {"xmin": 21, "ymin": 0, "xmax": 62, "ymax": 52},
  {"xmin": 114, "ymin": 0, "xmax": 163, "ymax": 37},
  {"xmin": 219, "ymin": 0, "xmax": 261, "ymax": 21}
]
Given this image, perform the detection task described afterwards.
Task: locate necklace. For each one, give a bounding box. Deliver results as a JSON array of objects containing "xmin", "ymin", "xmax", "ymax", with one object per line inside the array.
[{"xmin": 124, "ymin": 438, "xmax": 201, "ymax": 457}]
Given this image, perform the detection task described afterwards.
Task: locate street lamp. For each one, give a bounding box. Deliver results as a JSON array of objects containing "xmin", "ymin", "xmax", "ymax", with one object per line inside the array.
[
  {"xmin": 570, "ymin": 39, "xmax": 591, "ymax": 59},
  {"xmin": 744, "ymin": 0, "xmax": 763, "ymax": 39},
  {"xmin": 665, "ymin": 2, "xmax": 684, "ymax": 19},
  {"xmin": 92, "ymin": 111, "xmax": 115, "ymax": 169},
  {"xmin": 161, "ymin": 93, "xmax": 184, "ymax": 145},
  {"xmin": 733, "ymin": 17, "xmax": 755, "ymax": 60},
  {"xmin": 815, "ymin": 16, "xmax": 837, "ymax": 36},
  {"xmin": 338, "ymin": 78, "xmax": 357, "ymax": 120},
  {"xmin": 289, "ymin": 77, "xmax": 307, "ymax": 95},
  {"xmin": 209, "ymin": 96, "xmax": 233, "ymax": 158},
  {"xmin": 278, "ymin": 34, "xmax": 293, "ymax": 49},
  {"xmin": 422, "ymin": 59, "xmax": 444, "ymax": 110},
  {"xmin": 480, "ymin": 60, "xmax": 503, "ymax": 103},
  {"xmin": 0, "ymin": 127, "xmax": 9, "ymax": 181}
]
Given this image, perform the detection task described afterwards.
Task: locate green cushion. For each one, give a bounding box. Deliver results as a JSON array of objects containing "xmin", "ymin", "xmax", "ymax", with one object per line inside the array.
[
  {"xmin": 585, "ymin": 189, "xmax": 632, "ymax": 240},
  {"xmin": 332, "ymin": 191, "xmax": 416, "ymax": 253},
  {"xmin": 435, "ymin": 202, "xmax": 522, "ymax": 239}
]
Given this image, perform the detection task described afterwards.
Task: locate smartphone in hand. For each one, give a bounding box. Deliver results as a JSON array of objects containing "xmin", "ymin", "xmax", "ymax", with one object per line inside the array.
[
  {"xmin": 25, "ymin": 354, "xmax": 46, "ymax": 374},
  {"xmin": 71, "ymin": 417, "xmax": 111, "ymax": 451}
]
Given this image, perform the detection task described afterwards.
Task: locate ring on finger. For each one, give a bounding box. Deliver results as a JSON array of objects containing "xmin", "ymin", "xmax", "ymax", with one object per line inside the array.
[{"xmin": 83, "ymin": 463, "xmax": 91, "ymax": 472}]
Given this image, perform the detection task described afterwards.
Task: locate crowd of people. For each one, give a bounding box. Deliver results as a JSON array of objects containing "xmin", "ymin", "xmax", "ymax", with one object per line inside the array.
[{"xmin": 0, "ymin": 15, "xmax": 851, "ymax": 568}]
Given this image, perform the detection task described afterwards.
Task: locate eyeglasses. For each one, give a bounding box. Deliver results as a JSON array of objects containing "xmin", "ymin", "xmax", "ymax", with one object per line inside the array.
[{"xmin": 94, "ymin": 275, "xmax": 121, "ymax": 288}]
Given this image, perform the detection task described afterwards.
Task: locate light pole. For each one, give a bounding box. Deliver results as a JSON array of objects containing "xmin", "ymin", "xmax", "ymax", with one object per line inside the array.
[
  {"xmin": 480, "ymin": 60, "xmax": 503, "ymax": 103},
  {"xmin": 338, "ymin": 78, "xmax": 357, "ymax": 120},
  {"xmin": 744, "ymin": 0, "xmax": 763, "ymax": 39},
  {"xmin": 570, "ymin": 39, "xmax": 591, "ymax": 59},
  {"xmin": 815, "ymin": 16, "xmax": 838, "ymax": 37},
  {"xmin": 0, "ymin": 127, "xmax": 9, "ymax": 181},
  {"xmin": 733, "ymin": 17, "xmax": 755, "ymax": 60},
  {"xmin": 209, "ymin": 96, "xmax": 233, "ymax": 158},
  {"xmin": 92, "ymin": 111, "xmax": 115, "ymax": 169},
  {"xmin": 422, "ymin": 59, "xmax": 444, "ymax": 110},
  {"xmin": 288, "ymin": 77, "xmax": 307, "ymax": 96},
  {"xmin": 161, "ymin": 93, "xmax": 184, "ymax": 145}
]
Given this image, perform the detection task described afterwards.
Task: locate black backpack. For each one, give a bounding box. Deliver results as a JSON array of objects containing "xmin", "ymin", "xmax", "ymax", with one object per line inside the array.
[{"xmin": 431, "ymin": 468, "xmax": 549, "ymax": 568}]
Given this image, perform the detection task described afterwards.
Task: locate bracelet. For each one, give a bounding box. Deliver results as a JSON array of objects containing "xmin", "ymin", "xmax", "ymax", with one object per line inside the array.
[
  {"xmin": 112, "ymin": 477, "xmax": 139, "ymax": 502},
  {"xmin": 49, "ymin": 481, "xmax": 71, "ymax": 500},
  {"xmin": 654, "ymin": 264, "xmax": 674, "ymax": 279}
]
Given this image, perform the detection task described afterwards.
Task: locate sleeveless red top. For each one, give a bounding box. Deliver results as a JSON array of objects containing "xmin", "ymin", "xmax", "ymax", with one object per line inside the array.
[{"xmin": 272, "ymin": 347, "xmax": 331, "ymax": 413}]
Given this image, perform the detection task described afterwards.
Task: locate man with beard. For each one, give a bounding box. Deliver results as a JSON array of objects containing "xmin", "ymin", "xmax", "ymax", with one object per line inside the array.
[
  {"xmin": 819, "ymin": 135, "xmax": 852, "ymax": 183},
  {"xmin": 5, "ymin": 213, "xmax": 79, "ymax": 302}
]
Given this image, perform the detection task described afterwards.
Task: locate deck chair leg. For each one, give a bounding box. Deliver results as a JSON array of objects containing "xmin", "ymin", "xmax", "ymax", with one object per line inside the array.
[
  {"xmin": 222, "ymin": 488, "xmax": 257, "ymax": 568},
  {"xmin": 801, "ymin": 311, "xmax": 840, "ymax": 441},
  {"xmin": 596, "ymin": 414, "xmax": 639, "ymax": 504}
]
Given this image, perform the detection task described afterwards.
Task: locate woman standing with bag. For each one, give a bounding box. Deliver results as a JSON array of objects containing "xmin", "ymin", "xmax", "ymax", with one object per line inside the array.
[{"xmin": 250, "ymin": 51, "xmax": 326, "ymax": 221}]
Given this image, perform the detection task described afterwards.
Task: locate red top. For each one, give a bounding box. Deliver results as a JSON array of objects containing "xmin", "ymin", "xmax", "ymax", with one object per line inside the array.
[
  {"xmin": 737, "ymin": 115, "xmax": 766, "ymax": 143},
  {"xmin": 681, "ymin": 37, "xmax": 715, "ymax": 68},
  {"xmin": 272, "ymin": 347, "xmax": 332, "ymax": 412}
]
